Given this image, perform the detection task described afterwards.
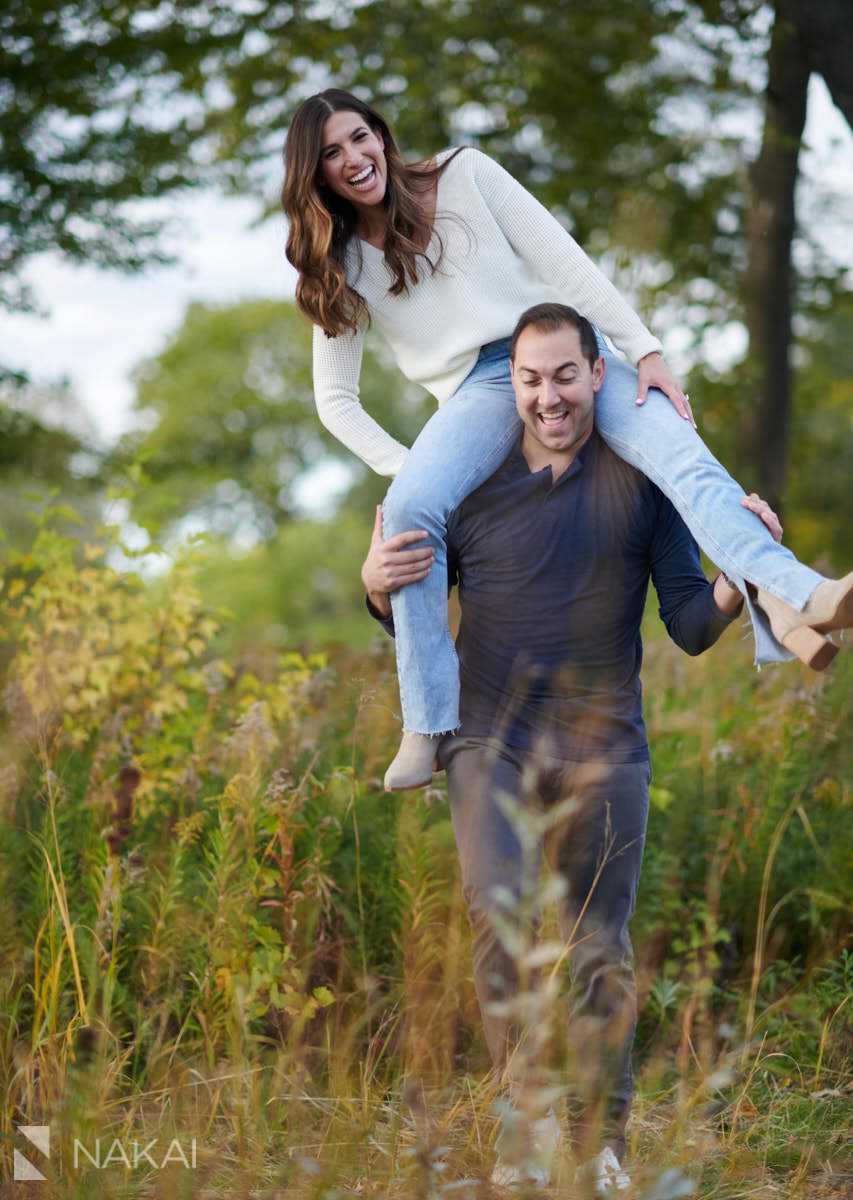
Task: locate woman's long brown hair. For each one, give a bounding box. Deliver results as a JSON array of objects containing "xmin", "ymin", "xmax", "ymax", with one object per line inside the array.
[{"xmin": 282, "ymin": 89, "xmax": 463, "ymax": 338}]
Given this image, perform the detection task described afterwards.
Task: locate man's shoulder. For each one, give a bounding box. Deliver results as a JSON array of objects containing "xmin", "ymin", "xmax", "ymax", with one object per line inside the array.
[
  {"xmin": 585, "ymin": 433, "xmax": 671, "ymax": 542},
  {"xmin": 590, "ymin": 433, "xmax": 652, "ymax": 494},
  {"xmin": 595, "ymin": 436, "xmax": 697, "ymax": 554}
]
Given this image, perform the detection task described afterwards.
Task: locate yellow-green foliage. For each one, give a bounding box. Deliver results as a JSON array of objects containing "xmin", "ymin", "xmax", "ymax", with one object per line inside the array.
[{"xmin": 0, "ymin": 516, "xmax": 336, "ymax": 1122}]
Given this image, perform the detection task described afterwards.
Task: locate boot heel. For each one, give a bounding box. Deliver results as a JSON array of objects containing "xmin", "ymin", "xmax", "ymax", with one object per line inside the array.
[
  {"xmin": 756, "ymin": 586, "xmax": 840, "ymax": 672},
  {"xmin": 781, "ymin": 625, "xmax": 838, "ymax": 671}
]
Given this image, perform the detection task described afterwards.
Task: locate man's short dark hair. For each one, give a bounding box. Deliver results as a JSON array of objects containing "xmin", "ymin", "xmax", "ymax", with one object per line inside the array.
[{"xmin": 509, "ymin": 303, "xmax": 600, "ymax": 369}]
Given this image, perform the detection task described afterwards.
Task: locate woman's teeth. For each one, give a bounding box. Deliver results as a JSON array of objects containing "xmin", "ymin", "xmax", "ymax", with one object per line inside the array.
[{"xmin": 349, "ymin": 165, "xmax": 376, "ymax": 188}]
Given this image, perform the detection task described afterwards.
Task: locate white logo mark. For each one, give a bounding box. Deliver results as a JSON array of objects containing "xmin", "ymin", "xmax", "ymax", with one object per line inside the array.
[{"xmin": 14, "ymin": 1125, "xmax": 50, "ymax": 1181}]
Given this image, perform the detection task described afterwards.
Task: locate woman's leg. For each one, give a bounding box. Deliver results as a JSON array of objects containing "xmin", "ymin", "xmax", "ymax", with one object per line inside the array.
[
  {"xmin": 593, "ymin": 343, "xmax": 825, "ymax": 665},
  {"xmin": 383, "ymin": 343, "xmax": 520, "ymax": 734}
]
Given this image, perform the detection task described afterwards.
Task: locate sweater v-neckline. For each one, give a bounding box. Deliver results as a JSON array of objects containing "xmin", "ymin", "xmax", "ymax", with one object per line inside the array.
[{"xmin": 356, "ymin": 149, "xmax": 454, "ymax": 257}]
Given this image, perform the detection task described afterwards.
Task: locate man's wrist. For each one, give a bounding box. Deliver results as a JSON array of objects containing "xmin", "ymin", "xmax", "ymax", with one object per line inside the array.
[
  {"xmin": 366, "ymin": 590, "xmax": 392, "ymax": 619},
  {"xmin": 712, "ymin": 572, "xmax": 743, "ymax": 618}
]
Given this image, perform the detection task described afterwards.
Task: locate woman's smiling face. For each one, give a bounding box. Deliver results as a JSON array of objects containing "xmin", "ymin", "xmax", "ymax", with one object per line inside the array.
[{"xmin": 319, "ymin": 110, "xmax": 388, "ymax": 215}]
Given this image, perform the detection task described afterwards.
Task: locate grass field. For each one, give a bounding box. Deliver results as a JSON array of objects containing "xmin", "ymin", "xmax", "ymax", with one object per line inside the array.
[{"xmin": 0, "ymin": 519, "xmax": 850, "ymax": 1197}]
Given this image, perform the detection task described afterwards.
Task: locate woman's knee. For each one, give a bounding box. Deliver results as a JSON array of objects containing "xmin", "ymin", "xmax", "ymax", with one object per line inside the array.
[{"xmin": 382, "ymin": 475, "xmax": 449, "ymax": 539}]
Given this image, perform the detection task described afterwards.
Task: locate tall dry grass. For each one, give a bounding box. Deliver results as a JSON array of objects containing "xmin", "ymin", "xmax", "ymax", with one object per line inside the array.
[{"xmin": 0, "ymin": 515, "xmax": 849, "ymax": 1197}]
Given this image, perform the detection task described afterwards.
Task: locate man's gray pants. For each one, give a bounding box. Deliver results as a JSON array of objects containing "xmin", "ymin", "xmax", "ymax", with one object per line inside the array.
[{"xmin": 441, "ymin": 735, "xmax": 651, "ymax": 1161}]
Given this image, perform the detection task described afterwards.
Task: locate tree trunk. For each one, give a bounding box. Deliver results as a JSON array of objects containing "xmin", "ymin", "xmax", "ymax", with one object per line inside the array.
[
  {"xmin": 793, "ymin": 0, "xmax": 853, "ymax": 126},
  {"xmin": 739, "ymin": 0, "xmax": 810, "ymax": 514}
]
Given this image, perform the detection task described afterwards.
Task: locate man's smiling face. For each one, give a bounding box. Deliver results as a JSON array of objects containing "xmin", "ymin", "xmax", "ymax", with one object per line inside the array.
[{"xmin": 510, "ymin": 322, "xmax": 605, "ymax": 472}]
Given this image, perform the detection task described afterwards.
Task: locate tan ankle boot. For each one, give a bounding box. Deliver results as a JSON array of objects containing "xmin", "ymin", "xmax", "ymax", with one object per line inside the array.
[
  {"xmin": 800, "ymin": 571, "xmax": 853, "ymax": 633},
  {"xmin": 384, "ymin": 732, "xmax": 442, "ymax": 792},
  {"xmin": 755, "ymin": 588, "xmax": 838, "ymax": 671}
]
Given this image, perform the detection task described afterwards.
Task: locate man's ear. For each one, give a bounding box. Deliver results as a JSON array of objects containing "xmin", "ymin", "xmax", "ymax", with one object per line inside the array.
[{"xmin": 592, "ymin": 356, "xmax": 606, "ymax": 392}]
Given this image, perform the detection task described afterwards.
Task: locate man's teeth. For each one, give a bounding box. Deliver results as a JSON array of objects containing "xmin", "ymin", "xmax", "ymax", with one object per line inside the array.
[
  {"xmin": 539, "ymin": 410, "xmax": 568, "ymax": 423},
  {"xmin": 350, "ymin": 165, "xmax": 375, "ymax": 186}
]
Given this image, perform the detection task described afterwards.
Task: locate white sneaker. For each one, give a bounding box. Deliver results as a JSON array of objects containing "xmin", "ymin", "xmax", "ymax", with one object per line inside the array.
[
  {"xmin": 490, "ymin": 1110, "xmax": 561, "ymax": 1189},
  {"xmin": 575, "ymin": 1145, "xmax": 631, "ymax": 1195}
]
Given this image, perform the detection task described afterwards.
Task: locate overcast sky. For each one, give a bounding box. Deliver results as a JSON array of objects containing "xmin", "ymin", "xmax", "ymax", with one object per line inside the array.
[{"xmin": 2, "ymin": 77, "xmax": 851, "ymax": 450}]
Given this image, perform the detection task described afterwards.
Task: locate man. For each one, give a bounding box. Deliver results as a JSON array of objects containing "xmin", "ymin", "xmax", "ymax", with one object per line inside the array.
[{"xmin": 361, "ymin": 304, "xmax": 781, "ymax": 1194}]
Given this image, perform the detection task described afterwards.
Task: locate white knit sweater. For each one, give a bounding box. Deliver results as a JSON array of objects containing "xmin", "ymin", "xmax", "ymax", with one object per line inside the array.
[{"xmin": 312, "ymin": 147, "xmax": 662, "ymax": 477}]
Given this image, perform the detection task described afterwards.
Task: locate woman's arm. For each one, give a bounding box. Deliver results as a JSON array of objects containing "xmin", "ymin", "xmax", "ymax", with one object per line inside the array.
[
  {"xmin": 472, "ymin": 151, "xmax": 693, "ymax": 420},
  {"xmin": 313, "ymin": 324, "xmax": 409, "ymax": 476}
]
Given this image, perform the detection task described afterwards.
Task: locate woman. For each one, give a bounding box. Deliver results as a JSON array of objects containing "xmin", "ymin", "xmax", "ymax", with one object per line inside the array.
[{"xmin": 282, "ymin": 89, "xmax": 852, "ymax": 790}]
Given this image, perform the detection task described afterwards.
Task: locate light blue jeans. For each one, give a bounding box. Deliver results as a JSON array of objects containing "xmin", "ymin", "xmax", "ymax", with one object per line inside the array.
[{"xmin": 382, "ymin": 337, "xmax": 824, "ymax": 734}]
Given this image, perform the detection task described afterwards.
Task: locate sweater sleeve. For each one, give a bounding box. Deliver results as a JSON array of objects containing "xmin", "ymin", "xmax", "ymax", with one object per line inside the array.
[
  {"xmin": 312, "ymin": 322, "xmax": 409, "ymax": 477},
  {"xmin": 472, "ymin": 151, "xmax": 663, "ymax": 365}
]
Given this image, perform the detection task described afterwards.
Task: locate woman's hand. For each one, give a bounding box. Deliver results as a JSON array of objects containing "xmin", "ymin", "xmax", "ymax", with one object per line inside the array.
[
  {"xmin": 741, "ymin": 492, "xmax": 783, "ymax": 543},
  {"xmin": 361, "ymin": 506, "xmax": 435, "ymax": 616},
  {"xmin": 636, "ymin": 351, "xmax": 696, "ymax": 427}
]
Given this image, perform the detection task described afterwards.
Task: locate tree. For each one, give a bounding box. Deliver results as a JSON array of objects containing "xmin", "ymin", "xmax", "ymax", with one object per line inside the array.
[
  {"xmin": 785, "ymin": 290, "xmax": 853, "ymax": 564},
  {"xmin": 186, "ymin": 511, "xmax": 385, "ymax": 654},
  {"xmin": 0, "ymin": 0, "xmax": 245, "ymax": 311},
  {"xmin": 3, "ymin": 1, "xmax": 694, "ymax": 314},
  {"xmin": 735, "ymin": 0, "xmax": 853, "ymax": 511},
  {"xmin": 0, "ymin": 380, "xmax": 102, "ymax": 546},
  {"xmin": 113, "ymin": 299, "xmax": 431, "ymax": 539}
]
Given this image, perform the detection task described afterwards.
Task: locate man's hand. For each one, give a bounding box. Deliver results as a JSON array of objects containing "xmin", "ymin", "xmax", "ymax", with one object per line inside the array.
[
  {"xmin": 741, "ymin": 492, "xmax": 783, "ymax": 543},
  {"xmin": 636, "ymin": 351, "xmax": 696, "ymax": 427},
  {"xmin": 361, "ymin": 505, "xmax": 435, "ymax": 618},
  {"xmin": 712, "ymin": 492, "xmax": 783, "ymax": 616}
]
